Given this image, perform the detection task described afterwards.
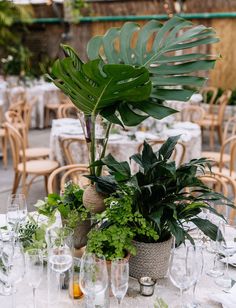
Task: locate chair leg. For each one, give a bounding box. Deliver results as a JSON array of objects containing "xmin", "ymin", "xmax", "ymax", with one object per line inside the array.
[
  {"xmin": 44, "ymin": 175, "xmax": 48, "ymax": 195},
  {"xmin": 1, "ymin": 135, "xmax": 7, "ymax": 168},
  {"xmin": 21, "ymin": 173, "xmax": 28, "ymax": 196},
  {"xmin": 45, "ymin": 108, "xmax": 49, "ymax": 128},
  {"xmin": 217, "ymin": 125, "xmax": 223, "ymax": 145},
  {"xmin": 12, "ymin": 172, "xmax": 21, "ymax": 194},
  {"xmin": 210, "ymin": 126, "xmax": 215, "ymax": 150}
]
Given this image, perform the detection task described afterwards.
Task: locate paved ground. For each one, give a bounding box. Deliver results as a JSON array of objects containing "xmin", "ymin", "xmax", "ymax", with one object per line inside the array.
[{"xmin": 0, "ymin": 126, "xmax": 217, "ymax": 214}]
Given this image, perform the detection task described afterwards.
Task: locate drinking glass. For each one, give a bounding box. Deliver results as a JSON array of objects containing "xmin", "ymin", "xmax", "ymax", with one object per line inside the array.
[
  {"xmin": 188, "ymin": 244, "xmax": 204, "ymax": 308},
  {"xmin": 111, "ymin": 258, "xmax": 129, "ymax": 306},
  {"xmin": 46, "ymin": 227, "xmax": 74, "ymax": 300},
  {"xmin": 79, "ymin": 252, "xmax": 108, "ymax": 308},
  {"xmin": 169, "ymin": 244, "xmax": 198, "ymax": 308},
  {"xmin": 7, "ymin": 194, "xmax": 28, "ymax": 232},
  {"xmin": 215, "ymin": 222, "xmax": 235, "ymax": 289},
  {"xmin": 25, "ymin": 249, "xmax": 44, "ymax": 308},
  {"xmin": 1, "ymin": 240, "xmax": 25, "ymax": 307},
  {"xmin": 206, "ymin": 220, "xmax": 224, "ymax": 278}
]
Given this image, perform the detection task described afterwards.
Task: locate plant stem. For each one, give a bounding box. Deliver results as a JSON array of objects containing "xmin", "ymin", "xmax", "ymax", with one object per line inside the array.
[
  {"xmin": 96, "ymin": 122, "xmax": 112, "ymax": 176},
  {"xmin": 90, "ymin": 114, "xmax": 96, "ymax": 177}
]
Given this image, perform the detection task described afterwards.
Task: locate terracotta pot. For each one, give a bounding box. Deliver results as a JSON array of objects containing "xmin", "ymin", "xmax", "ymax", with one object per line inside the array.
[
  {"xmin": 82, "ymin": 184, "xmax": 106, "ymax": 213},
  {"xmin": 129, "ymin": 237, "xmax": 173, "ymax": 279}
]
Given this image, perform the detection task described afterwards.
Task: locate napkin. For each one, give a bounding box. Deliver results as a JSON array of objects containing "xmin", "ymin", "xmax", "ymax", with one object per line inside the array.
[{"xmin": 211, "ymin": 284, "xmax": 236, "ymax": 308}]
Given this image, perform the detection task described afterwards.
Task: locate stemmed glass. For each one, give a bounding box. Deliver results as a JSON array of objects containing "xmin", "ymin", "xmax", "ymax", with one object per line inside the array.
[
  {"xmin": 79, "ymin": 252, "xmax": 108, "ymax": 308},
  {"xmin": 1, "ymin": 239, "xmax": 25, "ymax": 307},
  {"xmin": 215, "ymin": 222, "xmax": 235, "ymax": 289},
  {"xmin": 111, "ymin": 258, "xmax": 129, "ymax": 306},
  {"xmin": 188, "ymin": 244, "xmax": 204, "ymax": 308},
  {"xmin": 25, "ymin": 249, "xmax": 44, "ymax": 308},
  {"xmin": 46, "ymin": 227, "xmax": 74, "ymax": 300},
  {"xmin": 7, "ymin": 194, "xmax": 28, "ymax": 233},
  {"xmin": 169, "ymin": 244, "xmax": 198, "ymax": 308}
]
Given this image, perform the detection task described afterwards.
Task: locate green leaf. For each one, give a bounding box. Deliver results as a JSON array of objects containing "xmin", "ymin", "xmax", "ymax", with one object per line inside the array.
[
  {"xmin": 190, "ymin": 218, "xmax": 219, "ymax": 241},
  {"xmin": 102, "ymin": 154, "xmax": 131, "ymax": 181},
  {"xmin": 158, "ymin": 135, "xmax": 181, "ymax": 160},
  {"xmin": 87, "ymin": 16, "xmax": 218, "ymax": 102}
]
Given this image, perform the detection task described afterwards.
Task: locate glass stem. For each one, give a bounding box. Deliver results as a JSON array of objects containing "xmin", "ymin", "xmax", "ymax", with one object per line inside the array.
[
  {"xmin": 11, "ymin": 285, "xmax": 15, "ymax": 308},
  {"xmin": 192, "ymin": 282, "xmax": 197, "ymax": 304},
  {"xmin": 33, "ymin": 287, "xmax": 36, "ymax": 308},
  {"xmin": 225, "ymin": 255, "xmax": 230, "ymax": 278},
  {"xmin": 180, "ymin": 288, "xmax": 184, "ymax": 308}
]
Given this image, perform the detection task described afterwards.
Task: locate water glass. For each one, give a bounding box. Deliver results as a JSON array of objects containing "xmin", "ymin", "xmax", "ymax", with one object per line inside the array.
[
  {"xmin": 79, "ymin": 252, "xmax": 108, "ymax": 307},
  {"xmin": 169, "ymin": 244, "xmax": 198, "ymax": 308},
  {"xmin": 7, "ymin": 194, "xmax": 28, "ymax": 232},
  {"xmin": 25, "ymin": 249, "xmax": 44, "ymax": 308},
  {"xmin": 111, "ymin": 258, "xmax": 129, "ymax": 305}
]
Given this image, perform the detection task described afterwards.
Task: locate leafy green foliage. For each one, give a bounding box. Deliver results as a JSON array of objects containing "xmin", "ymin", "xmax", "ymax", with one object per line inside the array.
[
  {"xmin": 91, "ymin": 136, "xmax": 235, "ymax": 245},
  {"xmin": 87, "ymin": 17, "xmax": 218, "ymax": 102},
  {"xmin": 35, "ymin": 182, "xmax": 89, "ymax": 229},
  {"xmin": 86, "ymin": 185, "xmax": 157, "ymax": 260}
]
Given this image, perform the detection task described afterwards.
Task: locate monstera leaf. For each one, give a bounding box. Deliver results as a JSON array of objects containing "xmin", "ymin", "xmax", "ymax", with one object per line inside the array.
[
  {"xmin": 87, "ymin": 16, "xmax": 219, "ymax": 102},
  {"xmin": 49, "ymin": 45, "xmax": 176, "ymax": 126}
]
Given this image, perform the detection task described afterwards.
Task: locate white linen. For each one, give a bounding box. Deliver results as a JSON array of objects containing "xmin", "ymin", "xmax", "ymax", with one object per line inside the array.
[{"xmin": 50, "ymin": 119, "xmax": 202, "ymax": 166}]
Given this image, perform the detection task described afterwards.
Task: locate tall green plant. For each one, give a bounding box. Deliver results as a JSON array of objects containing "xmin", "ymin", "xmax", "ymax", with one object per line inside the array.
[{"xmin": 49, "ymin": 17, "xmax": 218, "ymax": 177}]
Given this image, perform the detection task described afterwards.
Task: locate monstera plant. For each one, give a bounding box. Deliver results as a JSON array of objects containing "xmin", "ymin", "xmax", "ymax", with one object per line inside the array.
[{"xmin": 49, "ymin": 16, "xmax": 218, "ymax": 179}]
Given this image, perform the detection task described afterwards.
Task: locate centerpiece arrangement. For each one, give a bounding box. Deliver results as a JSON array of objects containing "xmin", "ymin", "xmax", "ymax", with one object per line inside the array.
[{"xmin": 36, "ymin": 16, "xmax": 235, "ymax": 278}]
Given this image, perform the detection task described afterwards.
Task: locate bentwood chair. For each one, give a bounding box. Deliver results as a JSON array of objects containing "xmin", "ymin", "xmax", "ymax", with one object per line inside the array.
[
  {"xmin": 5, "ymin": 110, "xmax": 50, "ymax": 160},
  {"xmin": 202, "ymin": 116, "xmax": 236, "ymax": 166},
  {"xmin": 5, "ymin": 122, "xmax": 59, "ymax": 195},
  {"xmin": 196, "ymin": 90, "xmax": 232, "ymax": 149},
  {"xmin": 57, "ymin": 102, "xmax": 78, "ymax": 119},
  {"xmin": 59, "ymin": 136, "xmax": 88, "ymax": 165},
  {"xmin": 44, "ymin": 93, "xmax": 69, "ymax": 127},
  {"xmin": 200, "ymin": 86, "xmax": 218, "ymax": 114},
  {"xmin": 180, "ymin": 105, "xmax": 205, "ymax": 123},
  {"xmin": 198, "ymin": 172, "xmax": 236, "ymax": 224},
  {"xmin": 138, "ymin": 140, "xmax": 186, "ymax": 166},
  {"xmin": 47, "ymin": 164, "xmax": 89, "ymax": 194},
  {"xmin": 0, "ymin": 124, "xmax": 7, "ymax": 168}
]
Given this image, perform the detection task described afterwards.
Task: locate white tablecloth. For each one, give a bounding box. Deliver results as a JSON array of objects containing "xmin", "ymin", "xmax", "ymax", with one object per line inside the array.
[
  {"xmin": 0, "ymin": 82, "xmax": 61, "ymax": 128},
  {"xmin": 50, "ymin": 119, "xmax": 202, "ymax": 166},
  {"xmin": 0, "ymin": 213, "xmax": 235, "ymax": 307}
]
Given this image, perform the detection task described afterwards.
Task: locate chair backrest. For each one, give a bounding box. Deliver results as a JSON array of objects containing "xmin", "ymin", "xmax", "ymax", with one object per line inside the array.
[
  {"xmin": 47, "ymin": 164, "xmax": 90, "ymax": 194},
  {"xmin": 57, "ymin": 103, "xmax": 78, "ymax": 119},
  {"xmin": 218, "ymin": 135, "xmax": 236, "ymax": 175},
  {"xmin": 138, "ymin": 139, "xmax": 186, "ymax": 166},
  {"xmin": 200, "ymin": 86, "xmax": 218, "ymax": 113},
  {"xmin": 198, "ymin": 172, "xmax": 236, "ymax": 224},
  {"xmin": 4, "ymin": 122, "xmax": 25, "ymax": 170},
  {"xmin": 59, "ymin": 136, "xmax": 88, "ymax": 165},
  {"xmin": 223, "ymin": 116, "xmax": 236, "ymax": 143},
  {"xmin": 217, "ymin": 90, "xmax": 232, "ymax": 125},
  {"xmin": 180, "ymin": 105, "xmax": 205, "ymax": 122}
]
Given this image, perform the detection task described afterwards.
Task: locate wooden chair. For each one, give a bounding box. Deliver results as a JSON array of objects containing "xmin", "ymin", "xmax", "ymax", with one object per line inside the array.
[
  {"xmin": 0, "ymin": 125, "xmax": 7, "ymax": 168},
  {"xmin": 47, "ymin": 164, "xmax": 89, "ymax": 194},
  {"xmin": 59, "ymin": 136, "xmax": 88, "ymax": 165},
  {"xmin": 180, "ymin": 105, "xmax": 205, "ymax": 122},
  {"xmin": 198, "ymin": 172, "xmax": 236, "ymax": 224},
  {"xmin": 197, "ymin": 90, "xmax": 232, "ymax": 149},
  {"xmin": 138, "ymin": 139, "xmax": 186, "ymax": 166},
  {"xmin": 44, "ymin": 93, "xmax": 69, "ymax": 127},
  {"xmin": 5, "ymin": 122, "xmax": 59, "ymax": 195},
  {"xmin": 202, "ymin": 116, "xmax": 236, "ymax": 166},
  {"xmin": 5, "ymin": 110, "xmax": 50, "ymax": 160},
  {"xmin": 57, "ymin": 102, "xmax": 78, "ymax": 119},
  {"xmin": 200, "ymin": 86, "xmax": 218, "ymax": 114}
]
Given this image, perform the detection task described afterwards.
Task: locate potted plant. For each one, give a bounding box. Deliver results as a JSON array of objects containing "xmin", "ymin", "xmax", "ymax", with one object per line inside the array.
[
  {"xmin": 88, "ymin": 136, "xmax": 235, "ymax": 278},
  {"xmin": 35, "ymin": 182, "xmax": 91, "ymax": 249},
  {"xmin": 48, "ymin": 16, "xmax": 218, "ymax": 213}
]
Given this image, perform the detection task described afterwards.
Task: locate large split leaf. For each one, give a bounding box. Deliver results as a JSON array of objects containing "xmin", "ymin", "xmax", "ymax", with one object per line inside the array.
[{"xmin": 87, "ymin": 16, "xmax": 219, "ymax": 102}]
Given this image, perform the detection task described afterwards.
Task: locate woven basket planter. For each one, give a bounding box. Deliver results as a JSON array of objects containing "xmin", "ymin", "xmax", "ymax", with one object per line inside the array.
[
  {"xmin": 129, "ymin": 237, "xmax": 173, "ymax": 279},
  {"xmin": 83, "ymin": 184, "xmax": 106, "ymax": 213}
]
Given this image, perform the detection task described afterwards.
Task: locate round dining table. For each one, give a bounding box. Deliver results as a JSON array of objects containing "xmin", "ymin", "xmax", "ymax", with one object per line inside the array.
[
  {"xmin": 0, "ymin": 213, "xmax": 235, "ymax": 307},
  {"xmin": 49, "ymin": 118, "xmax": 202, "ymax": 167}
]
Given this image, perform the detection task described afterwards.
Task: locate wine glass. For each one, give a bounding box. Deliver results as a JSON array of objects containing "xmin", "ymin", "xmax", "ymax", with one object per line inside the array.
[
  {"xmin": 206, "ymin": 220, "xmax": 225, "ymax": 278},
  {"xmin": 188, "ymin": 244, "xmax": 204, "ymax": 308},
  {"xmin": 169, "ymin": 244, "xmax": 198, "ymax": 308},
  {"xmin": 215, "ymin": 222, "xmax": 235, "ymax": 289},
  {"xmin": 111, "ymin": 258, "xmax": 129, "ymax": 306},
  {"xmin": 79, "ymin": 252, "xmax": 108, "ymax": 307},
  {"xmin": 25, "ymin": 249, "xmax": 44, "ymax": 308},
  {"xmin": 7, "ymin": 194, "xmax": 28, "ymax": 233},
  {"xmin": 46, "ymin": 227, "xmax": 74, "ymax": 300},
  {"xmin": 1, "ymin": 240, "xmax": 25, "ymax": 307}
]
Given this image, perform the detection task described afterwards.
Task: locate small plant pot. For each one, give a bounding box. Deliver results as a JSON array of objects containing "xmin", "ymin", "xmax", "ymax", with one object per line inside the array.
[
  {"xmin": 129, "ymin": 237, "xmax": 172, "ymax": 279},
  {"xmin": 82, "ymin": 184, "xmax": 106, "ymax": 213},
  {"xmin": 73, "ymin": 219, "xmax": 92, "ymax": 249}
]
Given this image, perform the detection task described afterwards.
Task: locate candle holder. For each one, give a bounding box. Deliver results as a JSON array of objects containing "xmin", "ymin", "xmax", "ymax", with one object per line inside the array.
[{"xmin": 138, "ymin": 276, "xmax": 156, "ymax": 296}]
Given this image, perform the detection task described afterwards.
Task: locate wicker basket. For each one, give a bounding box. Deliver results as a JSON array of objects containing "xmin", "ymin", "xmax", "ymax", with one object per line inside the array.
[
  {"xmin": 83, "ymin": 184, "xmax": 106, "ymax": 213},
  {"xmin": 129, "ymin": 237, "xmax": 173, "ymax": 279}
]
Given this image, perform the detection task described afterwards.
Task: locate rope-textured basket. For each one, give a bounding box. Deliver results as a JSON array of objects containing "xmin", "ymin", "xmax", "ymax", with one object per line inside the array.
[{"xmin": 129, "ymin": 237, "xmax": 173, "ymax": 279}]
